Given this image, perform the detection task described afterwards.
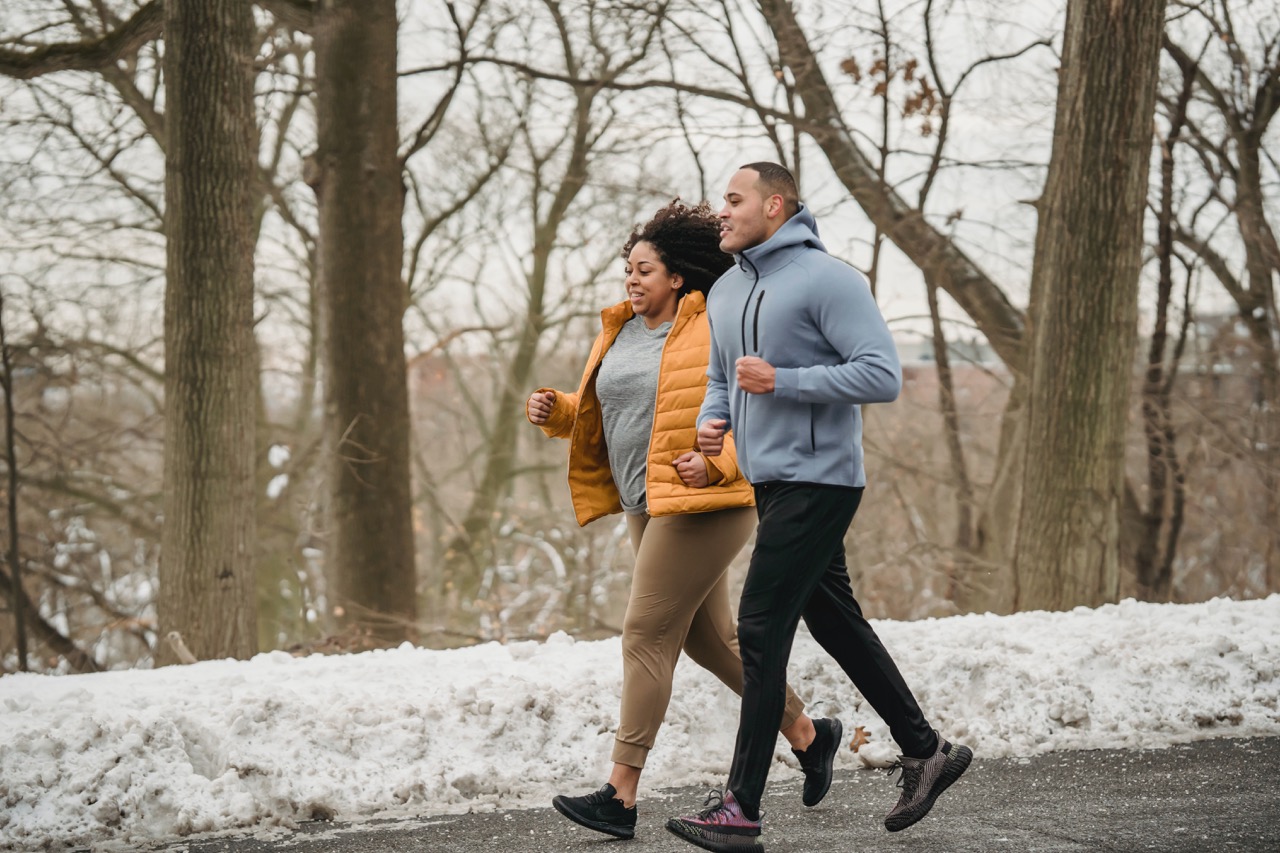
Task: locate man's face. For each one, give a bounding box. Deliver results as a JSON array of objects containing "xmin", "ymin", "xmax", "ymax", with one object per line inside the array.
[{"xmin": 718, "ymin": 169, "xmax": 773, "ymax": 255}]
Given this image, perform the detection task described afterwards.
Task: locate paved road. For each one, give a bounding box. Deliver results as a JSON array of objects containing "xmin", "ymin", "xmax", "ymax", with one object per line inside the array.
[{"xmin": 161, "ymin": 737, "xmax": 1280, "ymax": 853}]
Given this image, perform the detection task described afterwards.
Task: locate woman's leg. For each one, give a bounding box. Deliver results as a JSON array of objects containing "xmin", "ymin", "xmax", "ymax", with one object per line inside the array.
[
  {"xmin": 613, "ymin": 508, "xmax": 766, "ymax": 774},
  {"xmin": 607, "ymin": 509, "xmax": 816, "ymax": 807}
]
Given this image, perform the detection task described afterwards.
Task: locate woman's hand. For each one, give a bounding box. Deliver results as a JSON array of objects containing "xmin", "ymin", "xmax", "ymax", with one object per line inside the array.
[
  {"xmin": 527, "ymin": 390, "xmax": 556, "ymax": 424},
  {"xmin": 673, "ymin": 451, "xmax": 710, "ymax": 488}
]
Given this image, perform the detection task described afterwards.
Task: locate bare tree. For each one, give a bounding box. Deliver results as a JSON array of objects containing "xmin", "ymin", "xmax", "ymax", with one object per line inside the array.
[
  {"xmin": 1165, "ymin": 1, "xmax": 1280, "ymax": 595},
  {"xmin": 0, "ymin": 0, "xmax": 260, "ymax": 664},
  {"xmin": 0, "ymin": 288, "xmax": 30, "ymax": 671},
  {"xmin": 1135, "ymin": 56, "xmax": 1196, "ymax": 601},
  {"xmin": 309, "ymin": 0, "xmax": 416, "ymax": 642},
  {"xmin": 156, "ymin": 0, "xmax": 259, "ymax": 662},
  {"xmin": 1012, "ymin": 0, "xmax": 1169, "ymax": 610}
]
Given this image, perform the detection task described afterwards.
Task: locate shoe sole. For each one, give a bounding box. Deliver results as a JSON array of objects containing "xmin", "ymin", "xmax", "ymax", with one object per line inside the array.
[
  {"xmin": 666, "ymin": 818, "xmax": 763, "ymax": 852},
  {"xmin": 802, "ymin": 717, "xmax": 842, "ymax": 808},
  {"xmin": 884, "ymin": 744, "xmax": 973, "ymax": 832},
  {"xmin": 552, "ymin": 796, "xmax": 635, "ymax": 840}
]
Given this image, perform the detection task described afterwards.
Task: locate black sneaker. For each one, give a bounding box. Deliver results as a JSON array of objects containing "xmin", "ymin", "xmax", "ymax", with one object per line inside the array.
[
  {"xmin": 791, "ymin": 717, "xmax": 842, "ymax": 807},
  {"xmin": 884, "ymin": 733, "xmax": 973, "ymax": 832},
  {"xmin": 552, "ymin": 782, "xmax": 637, "ymax": 839}
]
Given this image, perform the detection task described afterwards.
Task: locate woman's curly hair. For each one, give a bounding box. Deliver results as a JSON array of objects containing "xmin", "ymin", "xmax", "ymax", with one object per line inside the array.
[{"xmin": 621, "ymin": 199, "xmax": 732, "ymax": 298}]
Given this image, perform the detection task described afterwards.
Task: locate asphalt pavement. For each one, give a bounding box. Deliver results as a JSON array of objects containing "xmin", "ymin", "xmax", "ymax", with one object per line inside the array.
[{"xmin": 158, "ymin": 736, "xmax": 1280, "ymax": 853}]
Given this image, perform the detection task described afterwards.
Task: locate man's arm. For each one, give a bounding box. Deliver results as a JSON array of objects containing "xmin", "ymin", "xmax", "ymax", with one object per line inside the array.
[{"xmin": 772, "ymin": 268, "xmax": 901, "ymax": 404}]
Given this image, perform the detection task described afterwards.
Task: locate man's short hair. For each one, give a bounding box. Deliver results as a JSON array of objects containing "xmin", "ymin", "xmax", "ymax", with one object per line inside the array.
[{"xmin": 741, "ymin": 161, "xmax": 799, "ymax": 219}]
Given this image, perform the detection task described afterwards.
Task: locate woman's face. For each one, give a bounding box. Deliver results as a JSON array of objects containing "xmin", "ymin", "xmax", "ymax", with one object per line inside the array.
[{"xmin": 624, "ymin": 241, "xmax": 682, "ymax": 328}]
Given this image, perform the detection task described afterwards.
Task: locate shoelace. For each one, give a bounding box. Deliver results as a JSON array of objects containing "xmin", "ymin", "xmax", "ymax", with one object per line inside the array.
[
  {"xmin": 888, "ymin": 760, "xmax": 921, "ymax": 798},
  {"xmin": 692, "ymin": 789, "xmax": 763, "ymax": 826},
  {"xmin": 584, "ymin": 787, "xmax": 616, "ymax": 805},
  {"xmin": 696, "ymin": 789, "xmax": 729, "ymax": 820}
]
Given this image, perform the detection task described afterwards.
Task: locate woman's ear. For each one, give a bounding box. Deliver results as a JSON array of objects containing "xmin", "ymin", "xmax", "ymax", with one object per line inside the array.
[{"xmin": 671, "ymin": 274, "xmax": 684, "ymax": 291}]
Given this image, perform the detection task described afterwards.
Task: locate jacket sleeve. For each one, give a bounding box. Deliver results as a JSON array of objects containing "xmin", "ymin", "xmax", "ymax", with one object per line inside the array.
[
  {"xmin": 702, "ymin": 431, "xmax": 743, "ymax": 485},
  {"xmin": 531, "ymin": 327, "xmax": 606, "ymax": 438},
  {"xmin": 772, "ymin": 266, "xmax": 901, "ymax": 405},
  {"xmin": 698, "ymin": 313, "xmax": 734, "ymax": 429},
  {"xmin": 529, "ymin": 387, "xmax": 580, "ymax": 439}
]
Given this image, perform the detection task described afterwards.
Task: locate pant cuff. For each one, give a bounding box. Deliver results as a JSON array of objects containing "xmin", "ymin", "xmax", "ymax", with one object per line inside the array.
[{"xmin": 611, "ymin": 739, "xmax": 651, "ymax": 769}]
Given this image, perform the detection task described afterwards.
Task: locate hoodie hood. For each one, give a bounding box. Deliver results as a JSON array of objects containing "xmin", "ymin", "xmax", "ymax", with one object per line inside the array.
[{"xmin": 735, "ymin": 203, "xmax": 828, "ymax": 278}]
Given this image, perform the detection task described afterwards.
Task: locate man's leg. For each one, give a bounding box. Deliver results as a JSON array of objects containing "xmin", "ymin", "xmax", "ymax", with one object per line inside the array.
[
  {"xmin": 800, "ymin": 501, "xmax": 973, "ymax": 832},
  {"xmin": 801, "ymin": 547, "xmax": 935, "ymax": 758},
  {"xmin": 724, "ymin": 483, "xmax": 862, "ymax": 817}
]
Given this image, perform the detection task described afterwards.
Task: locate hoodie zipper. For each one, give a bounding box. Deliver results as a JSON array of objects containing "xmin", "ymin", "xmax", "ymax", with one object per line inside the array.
[
  {"xmin": 738, "ymin": 255, "xmax": 761, "ymax": 354},
  {"xmin": 751, "ymin": 291, "xmax": 765, "ymax": 352},
  {"xmin": 735, "ymin": 257, "xmax": 762, "ymax": 474}
]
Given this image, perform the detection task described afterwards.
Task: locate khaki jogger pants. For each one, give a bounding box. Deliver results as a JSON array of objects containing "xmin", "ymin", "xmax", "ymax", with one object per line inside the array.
[{"xmin": 613, "ymin": 506, "xmax": 807, "ymax": 768}]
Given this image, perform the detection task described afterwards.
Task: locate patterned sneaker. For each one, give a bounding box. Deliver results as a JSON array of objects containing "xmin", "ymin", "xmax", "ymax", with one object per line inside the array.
[
  {"xmin": 666, "ymin": 789, "xmax": 763, "ymax": 852},
  {"xmin": 552, "ymin": 782, "xmax": 637, "ymax": 839},
  {"xmin": 792, "ymin": 717, "xmax": 842, "ymax": 807},
  {"xmin": 884, "ymin": 733, "xmax": 973, "ymax": 832}
]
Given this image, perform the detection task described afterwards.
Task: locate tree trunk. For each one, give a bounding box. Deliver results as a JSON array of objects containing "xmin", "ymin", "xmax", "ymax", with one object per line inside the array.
[
  {"xmin": 1233, "ymin": 148, "xmax": 1280, "ymax": 595},
  {"xmin": 312, "ymin": 0, "xmax": 417, "ymax": 642},
  {"xmin": 925, "ymin": 280, "xmax": 976, "ymax": 600},
  {"xmin": 1012, "ymin": 0, "xmax": 1167, "ymax": 611},
  {"xmin": 157, "ymin": 0, "xmax": 258, "ymax": 664},
  {"xmin": 1, "ymin": 294, "xmax": 30, "ymax": 671},
  {"xmin": 1135, "ymin": 67, "xmax": 1194, "ymax": 601}
]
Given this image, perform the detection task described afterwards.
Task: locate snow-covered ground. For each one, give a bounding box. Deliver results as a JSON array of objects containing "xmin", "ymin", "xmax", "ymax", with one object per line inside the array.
[{"xmin": 2, "ymin": 596, "xmax": 1278, "ymax": 850}]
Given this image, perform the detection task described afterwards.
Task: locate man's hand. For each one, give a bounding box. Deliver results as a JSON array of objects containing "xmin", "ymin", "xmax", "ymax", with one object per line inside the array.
[
  {"xmin": 736, "ymin": 356, "xmax": 776, "ymax": 394},
  {"xmin": 526, "ymin": 390, "xmax": 556, "ymax": 424},
  {"xmin": 697, "ymin": 419, "xmax": 727, "ymax": 456},
  {"xmin": 673, "ymin": 451, "xmax": 710, "ymax": 488}
]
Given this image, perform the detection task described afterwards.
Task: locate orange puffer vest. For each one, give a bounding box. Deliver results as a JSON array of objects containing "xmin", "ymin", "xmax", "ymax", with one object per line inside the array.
[{"xmin": 531, "ymin": 292, "xmax": 754, "ymax": 526}]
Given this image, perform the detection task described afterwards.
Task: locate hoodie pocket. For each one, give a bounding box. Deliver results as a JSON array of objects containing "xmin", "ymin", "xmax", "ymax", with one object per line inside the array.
[{"xmin": 809, "ymin": 404, "xmax": 816, "ymax": 454}]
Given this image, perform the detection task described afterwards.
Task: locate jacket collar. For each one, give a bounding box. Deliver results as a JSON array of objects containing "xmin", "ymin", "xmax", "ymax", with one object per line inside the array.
[{"xmin": 600, "ymin": 290, "xmax": 705, "ymax": 333}]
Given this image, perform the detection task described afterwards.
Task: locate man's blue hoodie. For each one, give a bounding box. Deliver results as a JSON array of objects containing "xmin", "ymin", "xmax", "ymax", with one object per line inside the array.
[{"xmin": 698, "ymin": 204, "xmax": 901, "ymax": 488}]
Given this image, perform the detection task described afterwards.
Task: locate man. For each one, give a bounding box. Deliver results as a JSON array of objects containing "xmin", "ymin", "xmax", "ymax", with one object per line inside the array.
[{"xmin": 666, "ymin": 163, "xmax": 972, "ymax": 853}]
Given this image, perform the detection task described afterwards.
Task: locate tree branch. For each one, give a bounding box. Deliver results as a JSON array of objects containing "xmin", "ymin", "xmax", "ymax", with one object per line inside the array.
[{"xmin": 0, "ymin": 0, "xmax": 161, "ymax": 80}]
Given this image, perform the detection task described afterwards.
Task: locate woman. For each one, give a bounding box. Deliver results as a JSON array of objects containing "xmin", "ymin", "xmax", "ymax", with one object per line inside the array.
[{"xmin": 527, "ymin": 200, "xmax": 841, "ymax": 839}]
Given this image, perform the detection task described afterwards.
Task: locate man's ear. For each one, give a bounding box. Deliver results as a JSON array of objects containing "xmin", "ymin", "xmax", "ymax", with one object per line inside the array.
[{"xmin": 766, "ymin": 194, "xmax": 784, "ymax": 219}]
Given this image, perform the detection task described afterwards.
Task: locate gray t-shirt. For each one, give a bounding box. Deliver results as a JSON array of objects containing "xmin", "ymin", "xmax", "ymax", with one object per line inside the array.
[{"xmin": 595, "ymin": 315, "xmax": 671, "ymax": 514}]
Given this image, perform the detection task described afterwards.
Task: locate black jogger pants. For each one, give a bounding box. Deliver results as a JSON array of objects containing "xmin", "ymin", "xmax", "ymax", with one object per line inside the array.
[{"xmin": 726, "ymin": 482, "xmax": 937, "ymax": 815}]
